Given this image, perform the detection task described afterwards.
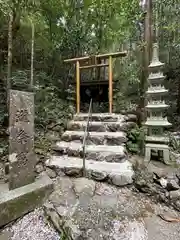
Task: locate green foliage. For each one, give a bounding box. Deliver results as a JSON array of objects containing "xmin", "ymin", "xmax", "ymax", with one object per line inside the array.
[
  {"xmin": 35, "ymin": 131, "xmax": 51, "ymax": 156},
  {"xmin": 113, "ymin": 51, "xmax": 140, "ymax": 112},
  {"xmin": 169, "ymin": 134, "xmax": 180, "ymax": 154},
  {"xmin": 1, "ymin": 0, "xmax": 180, "ymax": 156},
  {"xmin": 0, "ymin": 138, "xmax": 8, "ymax": 158},
  {"xmin": 0, "ymin": 0, "xmax": 142, "ymax": 135},
  {"xmin": 11, "ymin": 70, "xmax": 31, "ymax": 90},
  {"xmin": 35, "ymin": 80, "xmax": 75, "ymax": 131},
  {"xmin": 60, "ymin": 232, "xmax": 68, "ymax": 240},
  {"xmin": 127, "ymin": 126, "xmax": 145, "ymax": 155}
]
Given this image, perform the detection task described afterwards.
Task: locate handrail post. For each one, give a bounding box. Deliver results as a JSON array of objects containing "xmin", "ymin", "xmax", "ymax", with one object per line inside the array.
[
  {"xmin": 76, "ymin": 61, "xmax": 80, "ymax": 113},
  {"xmin": 82, "ymin": 98, "xmax": 92, "ymax": 176},
  {"xmin": 108, "ymin": 56, "xmax": 113, "ymax": 113}
]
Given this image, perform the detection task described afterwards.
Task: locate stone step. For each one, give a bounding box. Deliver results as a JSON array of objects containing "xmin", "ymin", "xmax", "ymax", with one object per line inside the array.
[
  {"xmin": 67, "ymin": 120, "xmax": 136, "ymax": 132},
  {"xmin": 73, "ymin": 113, "xmax": 137, "ymax": 122},
  {"xmin": 61, "ymin": 131, "xmax": 127, "ymax": 145},
  {"xmin": 52, "ymin": 141, "xmax": 127, "ymax": 162},
  {"xmin": 46, "ymin": 155, "xmax": 134, "ymax": 186}
]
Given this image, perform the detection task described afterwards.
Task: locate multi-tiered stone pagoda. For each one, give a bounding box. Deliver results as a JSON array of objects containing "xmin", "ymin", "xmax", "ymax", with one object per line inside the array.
[{"xmin": 144, "ymin": 43, "xmax": 171, "ymax": 164}]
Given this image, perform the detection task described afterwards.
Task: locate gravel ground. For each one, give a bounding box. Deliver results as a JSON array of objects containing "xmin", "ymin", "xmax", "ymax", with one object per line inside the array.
[
  {"xmin": 111, "ymin": 219, "xmax": 148, "ymax": 240},
  {"xmin": 3, "ymin": 208, "xmax": 61, "ymax": 240}
]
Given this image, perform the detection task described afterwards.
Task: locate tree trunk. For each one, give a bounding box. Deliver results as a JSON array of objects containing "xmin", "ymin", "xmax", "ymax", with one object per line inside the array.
[
  {"xmin": 177, "ymin": 77, "xmax": 180, "ymax": 114},
  {"xmin": 7, "ymin": 13, "xmax": 13, "ymax": 105},
  {"xmin": 146, "ymin": 0, "xmax": 153, "ymax": 61},
  {"xmin": 138, "ymin": 0, "xmax": 153, "ymax": 123},
  {"xmin": 30, "ymin": 21, "xmax": 34, "ymax": 89}
]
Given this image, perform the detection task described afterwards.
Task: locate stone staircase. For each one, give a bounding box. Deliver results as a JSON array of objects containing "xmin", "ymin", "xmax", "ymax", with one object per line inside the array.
[{"xmin": 46, "ymin": 113, "xmax": 137, "ymax": 186}]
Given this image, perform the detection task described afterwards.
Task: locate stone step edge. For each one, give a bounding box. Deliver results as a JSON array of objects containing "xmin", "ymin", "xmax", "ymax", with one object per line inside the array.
[
  {"xmin": 63, "ymin": 130, "xmax": 126, "ymax": 136},
  {"xmin": 52, "ymin": 141, "xmax": 126, "ymax": 153},
  {"xmin": 61, "ymin": 131, "xmax": 127, "ymax": 145},
  {"xmin": 68, "ymin": 120, "xmax": 126, "ymax": 125},
  {"xmin": 67, "ymin": 121, "xmax": 136, "ymax": 131},
  {"xmin": 46, "ymin": 156, "xmax": 134, "ymax": 187},
  {"xmin": 73, "ymin": 113, "xmax": 137, "ymax": 122},
  {"xmin": 52, "ymin": 142, "xmax": 127, "ymax": 162},
  {"xmin": 62, "ymin": 131, "xmax": 127, "ymax": 139}
]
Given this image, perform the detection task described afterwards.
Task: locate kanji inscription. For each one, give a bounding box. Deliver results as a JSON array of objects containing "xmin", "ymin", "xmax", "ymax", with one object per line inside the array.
[
  {"xmin": 15, "ymin": 109, "xmax": 29, "ymax": 122},
  {"xmin": 16, "ymin": 152, "xmax": 28, "ymax": 164},
  {"xmin": 9, "ymin": 90, "xmax": 36, "ymax": 190},
  {"xmin": 16, "ymin": 129, "xmax": 30, "ymax": 145}
]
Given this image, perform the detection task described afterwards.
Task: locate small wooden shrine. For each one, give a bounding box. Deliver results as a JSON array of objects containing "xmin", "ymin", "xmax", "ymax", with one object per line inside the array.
[
  {"xmin": 64, "ymin": 51, "xmax": 127, "ymax": 113},
  {"xmin": 144, "ymin": 43, "xmax": 171, "ymax": 163}
]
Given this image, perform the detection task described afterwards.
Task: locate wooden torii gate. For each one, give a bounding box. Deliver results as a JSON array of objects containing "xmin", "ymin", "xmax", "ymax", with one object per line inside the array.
[{"xmin": 64, "ymin": 51, "xmax": 127, "ymax": 114}]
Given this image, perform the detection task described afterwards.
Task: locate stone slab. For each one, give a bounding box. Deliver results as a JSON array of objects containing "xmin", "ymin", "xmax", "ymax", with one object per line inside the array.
[
  {"xmin": 86, "ymin": 160, "xmax": 134, "ymax": 184},
  {"xmin": 46, "ymin": 156, "xmax": 134, "ymax": 186},
  {"xmin": 73, "ymin": 178, "xmax": 95, "ymax": 197},
  {"xmin": 9, "ymin": 90, "xmax": 36, "ymax": 190},
  {"xmin": 47, "ymin": 155, "xmax": 83, "ymax": 170},
  {"xmin": 67, "ymin": 120, "xmax": 136, "ymax": 132},
  {"xmin": 61, "ymin": 131, "xmax": 127, "ymax": 145},
  {"xmin": 53, "ymin": 141, "xmax": 127, "ymax": 162},
  {"xmin": 73, "ymin": 113, "xmax": 126, "ymax": 122},
  {"xmin": 0, "ymin": 174, "xmax": 53, "ymax": 227}
]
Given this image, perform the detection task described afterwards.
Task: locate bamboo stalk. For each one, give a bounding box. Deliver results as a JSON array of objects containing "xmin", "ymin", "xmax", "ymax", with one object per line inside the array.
[
  {"xmin": 82, "ymin": 98, "xmax": 92, "ymax": 177},
  {"xmin": 108, "ymin": 56, "xmax": 113, "ymax": 113},
  {"xmin": 76, "ymin": 61, "xmax": 80, "ymax": 113},
  {"xmin": 30, "ymin": 21, "xmax": 34, "ymax": 89},
  {"xmin": 7, "ymin": 12, "xmax": 13, "ymax": 106}
]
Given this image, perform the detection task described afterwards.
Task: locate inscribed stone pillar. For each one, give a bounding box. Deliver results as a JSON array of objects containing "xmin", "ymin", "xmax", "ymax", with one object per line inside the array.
[{"xmin": 9, "ymin": 90, "xmax": 36, "ymax": 190}]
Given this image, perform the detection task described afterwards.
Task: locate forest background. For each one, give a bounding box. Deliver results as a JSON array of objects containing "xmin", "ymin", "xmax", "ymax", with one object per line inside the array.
[{"xmin": 0, "ymin": 0, "xmax": 179, "ymax": 156}]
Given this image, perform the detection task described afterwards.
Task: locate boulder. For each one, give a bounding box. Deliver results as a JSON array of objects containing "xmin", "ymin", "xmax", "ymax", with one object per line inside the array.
[
  {"xmin": 35, "ymin": 163, "xmax": 44, "ymax": 173},
  {"xmin": 64, "ymin": 167, "xmax": 82, "ymax": 177},
  {"xmin": 169, "ymin": 190, "xmax": 180, "ymax": 200},
  {"xmin": 166, "ymin": 179, "xmax": 180, "ymax": 191},
  {"xmin": 46, "ymin": 167, "xmax": 57, "ymax": 178},
  {"xmin": 110, "ymin": 173, "xmax": 133, "ymax": 187},
  {"xmin": 159, "ymin": 178, "xmax": 167, "ymax": 188},
  {"xmin": 90, "ymin": 170, "xmax": 108, "ymax": 181}
]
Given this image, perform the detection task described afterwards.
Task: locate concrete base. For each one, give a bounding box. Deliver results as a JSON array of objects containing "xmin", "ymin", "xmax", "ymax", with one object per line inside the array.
[
  {"xmin": 0, "ymin": 174, "xmax": 53, "ymax": 227},
  {"xmin": 145, "ymin": 143, "xmax": 170, "ymax": 164}
]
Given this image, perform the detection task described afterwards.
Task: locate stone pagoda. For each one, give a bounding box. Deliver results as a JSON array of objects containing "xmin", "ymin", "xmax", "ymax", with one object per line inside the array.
[{"xmin": 144, "ymin": 43, "xmax": 171, "ymax": 164}]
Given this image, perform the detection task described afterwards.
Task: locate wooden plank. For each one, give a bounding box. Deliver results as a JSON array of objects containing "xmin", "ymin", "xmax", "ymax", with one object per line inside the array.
[
  {"xmin": 76, "ymin": 61, "xmax": 80, "ymax": 113},
  {"xmin": 79, "ymin": 63, "xmax": 109, "ymax": 69},
  {"xmin": 108, "ymin": 56, "xmax": 113, "ymax": 113},
  {"xmin": 97, "ymin": 51, "xmax": 127, "ymax": 59},
  {"xmin": 65, "ymin": 56, "xmax": 89, "ymax": 63},
  {"xmin": 64, "ymin": 51, "xmax": 127, "ymax": 63}
]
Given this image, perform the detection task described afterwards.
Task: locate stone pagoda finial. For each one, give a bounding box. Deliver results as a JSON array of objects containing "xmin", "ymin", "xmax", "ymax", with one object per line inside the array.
[{"xmin": 149, "ymin": 43, "xmax": 164, "ymax": 68}]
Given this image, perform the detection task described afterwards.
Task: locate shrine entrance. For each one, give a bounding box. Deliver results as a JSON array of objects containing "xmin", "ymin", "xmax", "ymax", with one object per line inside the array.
[{"xmin": 64, "ymin": 51, "xmax": 127, "ymax": 113}]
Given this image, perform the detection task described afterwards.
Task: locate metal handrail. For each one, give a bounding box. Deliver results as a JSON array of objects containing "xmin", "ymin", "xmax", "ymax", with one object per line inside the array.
[{"xmin": 82, "ymin": 98, "xmax": 92, "ymax": 176}]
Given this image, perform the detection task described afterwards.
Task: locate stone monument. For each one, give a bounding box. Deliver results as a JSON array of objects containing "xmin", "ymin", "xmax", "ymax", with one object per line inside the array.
[
  {"xmin": 144, "ymin": 43, "xmax": 171, "ymax": 163},
  {"xmin": 9, "ymin": 90, "xmax": 36, "ymax": 189},
  {"xmin": 0, "ymin": 90, "xmax": 53, "ymax": 227}
]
